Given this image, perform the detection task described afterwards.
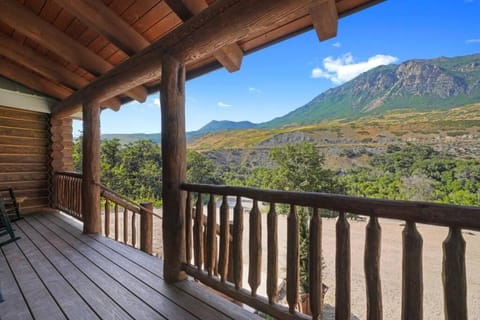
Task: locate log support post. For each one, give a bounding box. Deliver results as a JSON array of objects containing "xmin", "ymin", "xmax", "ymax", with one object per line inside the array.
[
  {"xmin": 161, "ymin": 54, "xmax": 187, "ymax": 283},
  {"xmin": 140, "ymin": 202, "xmax": 153, "ymax": 254},
  {"xmin": 81, "ymin": 101, "xmax": 102, "ymax": 234}
]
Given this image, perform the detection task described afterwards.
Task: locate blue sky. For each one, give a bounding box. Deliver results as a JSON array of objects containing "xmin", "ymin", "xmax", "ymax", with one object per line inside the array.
[{"xmin": 73, "ymin": 0, "xmax": 480, "ymax": 135}]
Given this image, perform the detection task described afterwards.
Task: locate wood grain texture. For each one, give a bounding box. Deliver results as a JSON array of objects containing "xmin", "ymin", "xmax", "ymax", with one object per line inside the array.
[
  {"xmin": 185, "ymin": 192, "xmax": 193, "ymax": 262},
  {"xmin": 194, "ymin": 193, "xmax": 204, "ymax": 269},
  {"xmin": 205, "ymin": 194, "xmax": 216, "ymax": 276},
  {"xmin": 140, "ymin": 202, "xmax": 153, "ymax": 254},
  {"xmin": 249, "ymin": 199, "xmax": 262, "ymax": 296},
  {"xmin": 286, "ymin": 205, "xmax": 299, "ymax": 313},
  {"xmin": 218, "ymin": 195, "xmax": 229, "ymax": 282},
  {"xmin": 402, "ymin": 221, "xmax": 423, "ymax": 320},
  {"xmin": 233, "ymin": 195, "xmax": 243, "ymax": 289},
  {"xmin": 81, "ymin": 101, "xmax": 101, "ymax": 234},
  {"xmin": 364, "ymin": 216, "xmax": 382, "ymax": 320},
  {"xmin": 309, "ymin": 0, "xmax": 338, "ymax": 41},
  {"xmin": 267, "ymin": 202, "xmax": 278, "ymax": 304},
  {"xmin": 309, "ymin": 208, "xmax": 322, "ymax": 319},
  {"xmin": 442, "ymin": 227, "xmax": 467, "ymax": 320},
  {"xmin": 161, "ymin": 54, "xmax": 187, "ymax": 282},
  {"xmin": 336, "ymin": 211, "xmax": 351, "ymax": 320}
]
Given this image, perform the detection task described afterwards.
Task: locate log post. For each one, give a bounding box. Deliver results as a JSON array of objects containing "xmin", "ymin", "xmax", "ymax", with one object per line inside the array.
[
  {"xmin": 82, "ymin": 101, "xmax": 101, "ymax": 234},
  {"xmin": 161, "ymin": 54, "xmax": 187, "ymax": 283},
  {"xmin": 140, "ymin": 202, "xmax": 153, "ymax": 254}
]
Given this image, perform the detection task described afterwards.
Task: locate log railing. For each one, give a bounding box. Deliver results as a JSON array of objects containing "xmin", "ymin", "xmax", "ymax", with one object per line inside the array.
[
  {"xmin": 52, "ymin": 171, "xmax": 159, "ymax": 254},
  {"xmin": 181, "ymin": 183, "xmax": 480, "ymax": 320}
]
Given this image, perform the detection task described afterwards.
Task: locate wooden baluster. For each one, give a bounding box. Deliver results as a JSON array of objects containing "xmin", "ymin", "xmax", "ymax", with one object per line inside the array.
[
  {"xmin": 185, "ymin": 192, "xmax": 193, "ymax": 264},
  {"xmin": 114, "ymin": 203, "xmax": 119, "ymax": 241},
  {"xmin": 233, "ymin": 196, "xmax": 243, "ymax": 289},
  {"xmin": 194, "ymin": 193, "xmax": 204, "ymax": 270},
  {"xmin": 267, "ymin": 202, "xmax": 278, "ymax": 304},
  {"xmin": 336, "ymin": 211, "xmax": 351, "ymax": 320},
  {"xmin": 218, "ymin": 195, "xmax": 229, "ymax": 282},
  {"xmin": 140, "ymin": 202, "xmax": 153, "ymax": 254},
  {"xmin": 287, "ymin": 205, "xmax": 299, "ymax": 313},
  {"xmin": 442, "ymin": 227, "xmax": 467, "ymax": 320},
  {"xmin": 123, "ymin": 207, "xmax": 128, "ymax": 244},
  {"xmin": 249, "ymin": 199, "xmax": 261, "ymax": 296},
  {"xmin": 365, "ymin": 216, "xmax": 382, "ymax": 320},
  {"xmin": 77, "ymin": 178, "xmax": 81, "ymax": 216},
  {"xmin": 105, "ymin": 200, "xmax": 110, "ymax": 237},
  {"xmin": 310, "ymin": 208, "xmax": 322, "ymax": 319},
  {"xmin": 206, "ymin": 194, "xmax": 217, "ymax": 276},
  {"xmin": 131, "ymin": 212, "xmax": 137, "ymax": 248},
  {"xmin": 402, "ymin": 221, "xmax": 423, "ymax": 320}
]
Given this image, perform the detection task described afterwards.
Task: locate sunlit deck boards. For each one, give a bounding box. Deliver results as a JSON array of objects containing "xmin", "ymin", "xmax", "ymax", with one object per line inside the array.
[{"xmin": 0, "ymin": 212, "xmax": 259, "ymax": 320}]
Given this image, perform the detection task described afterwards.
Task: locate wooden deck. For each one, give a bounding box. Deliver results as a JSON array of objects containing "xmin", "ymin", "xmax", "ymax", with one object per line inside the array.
[{"xmin": 0, "ymin": 211, "xmax": 260, "ymax": 320}]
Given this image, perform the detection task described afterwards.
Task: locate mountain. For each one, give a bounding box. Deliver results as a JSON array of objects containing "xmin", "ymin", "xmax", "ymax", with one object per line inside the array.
[
  {"xmin": 102, "ymin": 120, "xmax": 257, "ymax": 144},
  {"xmin": 263, "ymin": 54, "xmax": 480, "ymax": 128},
  {"xmin": 187, "ymin": 120, "xmax": 258, "ymax": 140}
]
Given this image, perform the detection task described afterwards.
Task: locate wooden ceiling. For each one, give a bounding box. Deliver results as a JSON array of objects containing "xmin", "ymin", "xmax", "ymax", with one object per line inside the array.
[{"xmin": 0, "ymin": 0, "xmax": 381, "ymax": 116}]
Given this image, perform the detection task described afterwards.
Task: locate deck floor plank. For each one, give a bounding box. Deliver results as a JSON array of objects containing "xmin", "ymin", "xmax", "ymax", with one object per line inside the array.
[
  {"xmin": 42, "ymin": 213, "xmax": 233, "ymax": 320},
  {"xmin": 0, "ymin": 247, "xmax": 33, "ymax": 320},
  {"xmin": 50, "ymin": 212, "xmax": 260, "ymax": 320},
  {"xmin": 1, "ymin": 235, "xmax": 66, "ymax": 320},
  {"xmin": 14, "ymin": 219, "xmax": 133, "ymax": 320},
  {"xmin": 31, "ymin": 214, "xmax": 199, "ymax": 320},
  {"xmin": 12, "ymin": 226, "xmax": 100, "ymax": 320},
  {"xmin": 22, "ymin": 217, "xmax": 167, "ymax": 320},
  {"xmin": 0, "ymin": 212, "xmax": 260, "ymax": 320}
]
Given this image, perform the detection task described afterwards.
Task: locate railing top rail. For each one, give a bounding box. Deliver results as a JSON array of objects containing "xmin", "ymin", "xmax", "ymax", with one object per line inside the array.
[
  {"xmin": 181, "ymin": 183, "xmax": 480, "ymax": 230},
  {"xmin": 55, "ymin": 171, "xmax": 83, "ymax": 179},
  {"xmin": 55, "ymin": 171, "xmax": 161, "ymax": 219}
]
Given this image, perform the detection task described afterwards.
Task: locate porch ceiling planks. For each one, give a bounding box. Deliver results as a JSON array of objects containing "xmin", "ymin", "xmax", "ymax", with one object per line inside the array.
[
  {"xmin": 0, "ymin": 212, "xmax": 259, "ymax": 320},
  {"xmin": 0, "ymin": 0, "xmax": 382, "ymax": 117}
]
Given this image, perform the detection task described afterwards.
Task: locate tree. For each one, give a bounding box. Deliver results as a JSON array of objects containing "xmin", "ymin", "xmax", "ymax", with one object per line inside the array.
[
  {"xmin": 262, "ymin": 142, "xmax": 343, "ymax": 294},
  {"xmin": 186, "ymin": 151, "xmax": 223, "ymax": 184}
]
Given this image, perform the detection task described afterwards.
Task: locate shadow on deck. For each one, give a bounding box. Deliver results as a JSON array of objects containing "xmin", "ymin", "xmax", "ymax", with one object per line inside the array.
[{"xmin": 0, "ymin": 211, "xmax": 259, "ymax": 320}]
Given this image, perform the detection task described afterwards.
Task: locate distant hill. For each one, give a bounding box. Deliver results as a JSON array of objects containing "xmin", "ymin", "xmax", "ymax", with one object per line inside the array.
[
  {"xmin": 101, "ymin": 120, "xmax": 258, "ymax": 144},
  {"xmin": 102, "ymin": 133, "xmax": 161, "ymax": 144},
  {"xmin": 187, "ymin": 120, "xmax": 258, "ymax": 140},
  {"xmin": 263, "ymin": 54, "xmax": 480, "ymax": 127}
]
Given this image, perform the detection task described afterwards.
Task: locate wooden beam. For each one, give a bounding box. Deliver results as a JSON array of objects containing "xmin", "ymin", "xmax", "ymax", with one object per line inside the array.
[
  {"xmin": 0, "ymin": 57, "xmax": 71, "ymax": 100},
  {"xmin": 163, "ymin": 0, "xmax": 193, "ymax": 21},
  {"xmin": 0, "ymin": 34, "xmax": 121, "ymax": 110},
  {"xmin": 55, "ymin": 0, "xmax": 150, "ymax": 56},
  {"xmin": 161, "ymin": 54, "xmax": 187, "ymax": 283},
  {"xmin": 0, "ymin": 0, "xmax": 147, "ymax": 103},
  {"xmin": 309, "ymin": 0, "xmax": 338, "ymax": 41},
  {"xmin": 82, "ymin": 101, "xmax": 102, "ymax": 234},
  {"xmin": 179, "ymin": 0, "xmax": 244, "ymax": 72},
  {"xmin": 52, "ymin": 0, "xmax": 312, "ymax": 117}
]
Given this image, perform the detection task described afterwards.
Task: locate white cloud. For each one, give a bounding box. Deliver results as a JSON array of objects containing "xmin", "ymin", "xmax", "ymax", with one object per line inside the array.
[
  {"xmin": 466, "ymin": 38, "xmax": 480, "ymax": 44},
  {"xmin": 217, "ymin": 101, "xmax": 232, "ymax": 108},
  {"xmin": 311, "ymin": 53, "xmax": 399, "ymax": 84},
  {"xmin": 332, "ymin": 42, "xmax": 342, "ymax": 48},
  {"xmin": 248, "ymin": 87, "xmax": 261, "ymax": 94},
  {"xmin": 153, "ymin": 98, "xmax": 160, "ymax": 106}
]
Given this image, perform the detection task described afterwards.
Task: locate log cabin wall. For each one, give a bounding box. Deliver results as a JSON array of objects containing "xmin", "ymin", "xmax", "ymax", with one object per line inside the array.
[{"xmin": 0, "ymin": 105, "xmax": 72, "ymax": 212}]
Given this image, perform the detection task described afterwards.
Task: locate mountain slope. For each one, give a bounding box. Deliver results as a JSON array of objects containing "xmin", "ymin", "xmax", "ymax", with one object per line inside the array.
[
  {"xmin": 263, "ymin": 54, "xmax": 480, "ymax": 128},
  {"xmin": 187, "ymin": 120, "xmax": 258, "ymax": 140}
]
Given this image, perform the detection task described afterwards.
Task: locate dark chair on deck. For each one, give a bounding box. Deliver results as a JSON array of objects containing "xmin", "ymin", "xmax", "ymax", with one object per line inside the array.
[
  {"xmin": 0, "ymin": 188, "xmax": 23, "ymax": 222},
  {"xmin": 0, "ymin": 199, "xmax": 20, "ymax": 247}
]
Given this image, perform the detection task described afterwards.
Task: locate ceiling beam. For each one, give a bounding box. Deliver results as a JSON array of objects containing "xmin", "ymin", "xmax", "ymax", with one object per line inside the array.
[
  {"xmin": 0, "ymin": 0, "xmax": 147, "ymax": 103},
  {"xmin": 309, "ymin": 0, "xmax": 338, "ymax": 41},
  {"xmin": 171, "ymin": 0, "xmax": 244, "ymax": 72},
  {"xmin": 163, "ymin": 0, "xmax": 193, "ymax": 21},
  {"xmin": 0, "ymin": 58, "xmax": 72, "ymax": 101},
  {"xmin": 0, "ymin": 33, "xmax": 120, "ymax": 110},
  {"xmin": 55, "ymin": 0, "xmax": 150, "ymax": 56},
  {"xmin": 52, "ymin": 0, "xmax": 313, "ymax": 117},
  {"xmin": 52, "ymin": 0, "xmax": 379, "ymax": 118}
]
